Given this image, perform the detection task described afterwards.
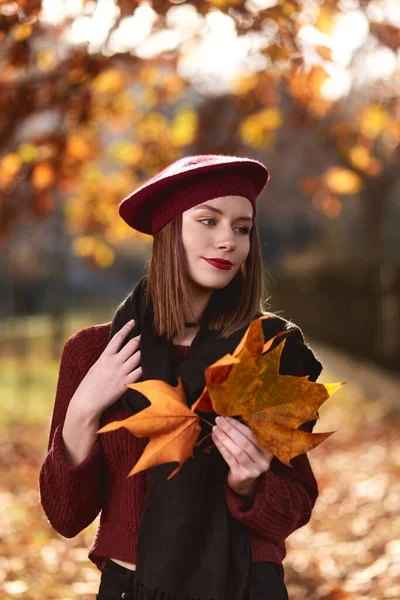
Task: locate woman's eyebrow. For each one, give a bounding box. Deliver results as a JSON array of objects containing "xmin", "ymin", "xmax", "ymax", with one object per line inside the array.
[{"xmin": 193, "ymin": 204, "xmax": 253, "ymax": 222}]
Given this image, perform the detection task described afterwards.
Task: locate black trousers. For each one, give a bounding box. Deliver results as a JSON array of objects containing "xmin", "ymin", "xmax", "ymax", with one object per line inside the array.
[{"xmin": 96, "ymin": 558, "xmax": 289, "ymax": 600}]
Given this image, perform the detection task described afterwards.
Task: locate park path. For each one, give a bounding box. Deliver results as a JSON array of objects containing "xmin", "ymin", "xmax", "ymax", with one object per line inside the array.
[{"xmin": 311, "ymin": 338, "xmax": 400, "ymax": 415}]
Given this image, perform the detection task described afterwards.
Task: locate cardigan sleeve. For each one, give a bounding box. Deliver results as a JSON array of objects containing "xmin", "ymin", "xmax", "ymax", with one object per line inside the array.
[
  {"xmin": 39, "ymin": 329, "xmax": 106, "ymax": 538},
  {"xmin": 224, "ymin": 330, "xmax": 322, "ymax": 543}
]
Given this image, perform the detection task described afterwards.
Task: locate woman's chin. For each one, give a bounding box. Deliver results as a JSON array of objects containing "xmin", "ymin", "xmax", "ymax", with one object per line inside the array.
[{"xmin": 194, "ymin": 274, "xmax": 235, "ymax": 290}]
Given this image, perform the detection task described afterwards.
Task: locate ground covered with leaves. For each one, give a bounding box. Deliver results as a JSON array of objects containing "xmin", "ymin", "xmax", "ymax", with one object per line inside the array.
[
  {"xmin": 1, "ymin": 343, "xmax": 399, "ymax": 599},
  {"xmin": 285, "ymin": 345, "xmax": 400, "ymax": 600}
]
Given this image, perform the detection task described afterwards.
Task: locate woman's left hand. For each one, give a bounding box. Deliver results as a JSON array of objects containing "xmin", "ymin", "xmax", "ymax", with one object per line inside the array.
[{"xmin": 211, "ymin": 416, "xmax": 274, "ymax": 498}]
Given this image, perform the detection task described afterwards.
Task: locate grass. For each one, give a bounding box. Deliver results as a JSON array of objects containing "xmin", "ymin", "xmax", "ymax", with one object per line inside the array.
[
  {"xmin": 0, "ymin": 356, "xmax": 59, "ymax": 429},
  {"xmin": 0, "ymin": 310, "xmax": 111, "ymax": 429}
]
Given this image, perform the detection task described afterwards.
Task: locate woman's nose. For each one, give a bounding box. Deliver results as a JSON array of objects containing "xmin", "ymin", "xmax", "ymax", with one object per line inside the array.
[
  {"xmin": 216, "ymin": 242, "xmax": 235, "ymax": 253},
  {"xmin": 216, "ymin": 232, "xmax": 236, "ymax": 250}
]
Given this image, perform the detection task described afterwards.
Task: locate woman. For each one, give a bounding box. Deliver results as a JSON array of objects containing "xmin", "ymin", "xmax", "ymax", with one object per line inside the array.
[{"xmin": 39, "ymin": 154, "xmax": 323, "ymax": 600}]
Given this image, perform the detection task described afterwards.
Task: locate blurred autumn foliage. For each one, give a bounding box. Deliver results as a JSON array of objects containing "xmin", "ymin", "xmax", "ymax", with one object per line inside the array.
[{"xmin": 0, "ymin": 0, "xmax": 399, "ymax": 267}]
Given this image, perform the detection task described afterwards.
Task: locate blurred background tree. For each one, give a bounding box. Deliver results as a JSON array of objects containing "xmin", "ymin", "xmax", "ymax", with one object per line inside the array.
[{"xmin": 0, "ymin": 0, "xmax": 399, "ymax": 367}]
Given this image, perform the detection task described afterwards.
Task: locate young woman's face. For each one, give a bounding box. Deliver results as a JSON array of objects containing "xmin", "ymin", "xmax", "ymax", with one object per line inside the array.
[{"xmin": 181, "ymin": 195, "xmax": 253, "ymax": 292}]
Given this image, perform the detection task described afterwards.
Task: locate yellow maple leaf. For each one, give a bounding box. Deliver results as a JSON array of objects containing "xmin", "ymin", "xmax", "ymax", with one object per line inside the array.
[
  {"xmin": 195, "ymin": 315, "xmax": 296, "ymax": 413},
  {"xmin": 202, "ymin": 317, "xmax": 343, "ymax": 466}
]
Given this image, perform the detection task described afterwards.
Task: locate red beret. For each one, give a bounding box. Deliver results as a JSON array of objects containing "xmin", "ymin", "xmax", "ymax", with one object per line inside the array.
[{"xmin": 118, "ymin": 154, "xmax": 270, "ymax": 235}]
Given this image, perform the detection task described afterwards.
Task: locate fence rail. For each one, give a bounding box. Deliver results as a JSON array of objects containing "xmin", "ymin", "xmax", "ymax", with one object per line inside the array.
[
  {"xmin": 268, "ymin": 262, "xmax": 400, "ymax": 374},
  {"xmin": 1, "ymin": 263, "xmax": 399, "ymax": 373}
]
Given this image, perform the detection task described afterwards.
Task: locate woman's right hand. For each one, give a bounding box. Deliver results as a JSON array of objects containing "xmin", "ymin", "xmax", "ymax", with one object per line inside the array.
[{"xmin": 72, "ymin": 319, "xmax": 142, "ymax": 419}]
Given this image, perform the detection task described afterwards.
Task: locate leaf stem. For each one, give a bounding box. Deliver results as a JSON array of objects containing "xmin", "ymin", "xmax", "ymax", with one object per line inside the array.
[
  {"xmin": 197, "ymin": 414, "xmax": 245, "ymax": 428},
  {"xmin": 197, "ymin": 415, "xmax": 214, "ymax": 428},
  {"xmin": 195, "ymin": 431, "xmax": 212, "ymax": 447}
]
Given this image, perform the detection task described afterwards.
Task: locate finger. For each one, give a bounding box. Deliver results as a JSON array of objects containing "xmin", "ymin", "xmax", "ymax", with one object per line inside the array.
[
  {"xmin": 124, "ymin": 365, "xmax": 142, "ymax": 385},
  {"xmin": 121, "ymin": 349, "xmax": 141, "ymax": 374},
  {"xmin": 222, "ymin": 417, "xmax": 270, "ymax": 460},
  {"xmin": 118, "ymin": 335, "xmax": 141, "ymax": 362},
  {"xmin": 223, "ymin": 417, "xmax": 259, "ymax": 445},
  {"xmin": 212, "ymin": 431, "xmax": 238, "ymax": 470},
  {"xmin": 214, "ymin": 428, "xmax": 265, "ymax": 481},
  {"xmin": 106, "ymin": 320, "xmax": 136, "ymax": 355},
  {"xmin": 216, "ymin": 418, "xmax": 259, "ymax": 464}
]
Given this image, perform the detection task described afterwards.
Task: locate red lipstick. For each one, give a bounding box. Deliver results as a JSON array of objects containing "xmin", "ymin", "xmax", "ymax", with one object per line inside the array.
[{"xmin": 203, "ymin": 258, "xmax": 233, "ymax": 270}]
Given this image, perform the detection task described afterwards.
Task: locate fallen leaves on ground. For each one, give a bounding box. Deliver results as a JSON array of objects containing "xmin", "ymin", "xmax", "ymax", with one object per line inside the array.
[{"xmin": 285, "ymin": 373, "xmax": 400, "ymax": 600}]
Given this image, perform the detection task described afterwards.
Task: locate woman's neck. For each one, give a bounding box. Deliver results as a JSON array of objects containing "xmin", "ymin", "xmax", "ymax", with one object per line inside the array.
[
  {"xmin": 184, "ymin": 285, "xmax": 212, "ymax": 324},
  {"xmin": 172, "ymin": 325, "xmax": 200, "ymax": 347}
]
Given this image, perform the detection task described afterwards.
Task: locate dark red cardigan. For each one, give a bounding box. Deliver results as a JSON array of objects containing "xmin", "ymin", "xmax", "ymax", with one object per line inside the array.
[{"xmin": 39, "ymin": 323, "xmax": 318, "ymax": 572}]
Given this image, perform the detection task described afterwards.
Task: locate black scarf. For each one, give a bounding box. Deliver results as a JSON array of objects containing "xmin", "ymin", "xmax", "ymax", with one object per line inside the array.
[{"xmin": 108, "ymin": 275, "xmax": 322, "ymax": 600}]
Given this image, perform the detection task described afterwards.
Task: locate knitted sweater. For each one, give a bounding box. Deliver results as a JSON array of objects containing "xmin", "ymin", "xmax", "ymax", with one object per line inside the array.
[{"xmin": 39, "ymin": 322, "xmax": 318, "ymax": 573}]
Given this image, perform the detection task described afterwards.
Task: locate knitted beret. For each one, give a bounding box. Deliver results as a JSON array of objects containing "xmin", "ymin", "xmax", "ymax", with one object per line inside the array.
[{"xmin": 118, "ymin": 154, "xmax": 270, "ymax": 235}]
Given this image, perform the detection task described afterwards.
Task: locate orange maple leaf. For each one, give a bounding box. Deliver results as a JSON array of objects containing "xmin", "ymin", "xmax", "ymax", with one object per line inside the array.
[{"xmin": 96, "ymin": 378, "xmax": 206, "ymax": 479}]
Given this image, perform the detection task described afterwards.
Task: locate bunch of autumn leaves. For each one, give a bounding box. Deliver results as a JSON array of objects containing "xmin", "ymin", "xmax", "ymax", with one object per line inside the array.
[{"xmin": 97, "ymin": 316, "xmax": 343, "ymax": 479}]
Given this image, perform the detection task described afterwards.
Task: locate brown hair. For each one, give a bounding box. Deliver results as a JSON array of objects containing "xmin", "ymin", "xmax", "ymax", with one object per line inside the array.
[{"xmin": 144, "ymin": 212, "xmax": 273, "ymax": 340}]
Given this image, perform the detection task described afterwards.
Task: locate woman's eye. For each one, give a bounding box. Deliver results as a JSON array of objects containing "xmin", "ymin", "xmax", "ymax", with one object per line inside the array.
[
  {"xmin": 237, "ymin": 226, "xmax": 250, "ymax": 235},
  {"xmin": 199, "ymin": 219, "xmax": 249, "ymax": 235}
]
